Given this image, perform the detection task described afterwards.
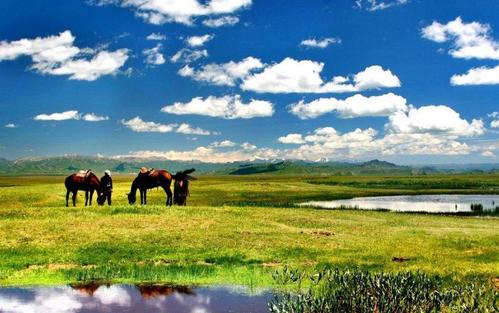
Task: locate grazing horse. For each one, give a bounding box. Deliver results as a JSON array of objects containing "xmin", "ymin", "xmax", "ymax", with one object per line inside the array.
[
  {"xmin": 65, "ymin": 170, "xmax": 101, "ymax": 207},
  {"xmin": 128, "ymin": 168, "xmax": 173, "ymax": 206},
  {"xmin": 173, "ymin": 169, "xmax": 196, "ymax": 206}
]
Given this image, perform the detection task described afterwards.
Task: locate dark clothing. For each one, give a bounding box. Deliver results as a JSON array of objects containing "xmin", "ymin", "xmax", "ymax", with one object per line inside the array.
[
  {"xmin": 100, "ymin": 174, "xmax": 113, "ymax": 205},
  {"xmin": 102, "ymin": 190, "xmax": 112, "ymax": 205},
  {"xmin": 101, "ymin": 174, "xmax": 113, "ymax": 192}
]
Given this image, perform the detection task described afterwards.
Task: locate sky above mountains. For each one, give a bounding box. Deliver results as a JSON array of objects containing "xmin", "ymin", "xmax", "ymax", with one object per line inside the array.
[{"xmin": 0, "ymin": 0, "xmax": 498, "ymax": 164}]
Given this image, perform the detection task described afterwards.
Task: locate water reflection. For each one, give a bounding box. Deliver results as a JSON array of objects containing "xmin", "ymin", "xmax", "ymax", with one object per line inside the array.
[
  {"xmin": 0, "ymin": 284, "xmax": 271, "ymax": 313},
  {"xmin": 301, "ymin": 194, "xmax": 498, "ymax": 213}
]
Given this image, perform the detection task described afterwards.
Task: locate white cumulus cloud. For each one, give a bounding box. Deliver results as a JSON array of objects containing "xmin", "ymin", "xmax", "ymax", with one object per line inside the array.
[
  {"xmin": 94, "ymin": 0, "xmax": 252, "ymax": 25},
  {"xmin": 240, "ymin": 59, "xmax": 400, "ymax": 93},
  {"xmin": 300, "ymin": 37, "xmax": 341, "ymax": 48},
  {"xmin": 143, "ymin": 44, "xmax": 165, "ymax": 66},
  {"xmin": 178, "ymin": 57, "xmax": 264, "ymax": 86},
  {"xmin": 34, "ymin": 110, "xmax": 81, "ymax": 121},
  {"xmin": 146, "ymin": 33, "xmax": 166, "ymax": 41},
  {"xmin": 171, "ymin": 48, "xmax": 208, "ymax": 63},
  {"xmin": 121, "ymin": 116, "xmax": 213, "ymax": 135},
  {"xmin": 186, "ymin": 34, "xmax": 214, "ymax": 47},
  {"xmin": 450, "ymin": 65, "xmax": 499, "ymax": 85},
  {"xmin": 82, "ymin": 113, "xmax": 109, "ymax": 122},
  {"xmin": 289, "ymin": 93, "xmax": 407, "ymax": 119},
  {"xmin": 0, "ymin": 30, "xmax": 129, "ymax": 81},
  {"xmin": 422, "ymin": 17, "xmax": 499, "ymax": 60},
  {"xmin": 386, "ymin": 105, "xmax": 484, "ymax": 137},
  {"xmin": 278, "ymin": 134, "xmax": 305, "ymax": 144},
  {"xmin": 34, "ymin": 110, "xmax": 108, "ymax": 122},
  {"xmin": 210, "ymin": 140, "xmax": 236, "ymax": 147},
  {"xmin": 4, "ymin": 123, "xmax": 18, "ymax": 128},
  {"xmin": 161, "ymin": 95, "xmax": 274, "ymax": 119},
  {"xmin": 203, "ymin": 15, "xmax": 239, "ymax": 27}
]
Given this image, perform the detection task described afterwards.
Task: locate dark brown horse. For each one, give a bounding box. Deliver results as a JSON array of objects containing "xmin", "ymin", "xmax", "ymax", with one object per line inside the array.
[
  {"xmin": 128, "ymin": 168, "xmax": 173, "ymax": 205},
  {"xmin": 173, "ymin": 169, "xmax": 196, "ymax": 206},
  {"xmin": 65, "ymin": 170, "xmax": 101, "ymax": 207}
]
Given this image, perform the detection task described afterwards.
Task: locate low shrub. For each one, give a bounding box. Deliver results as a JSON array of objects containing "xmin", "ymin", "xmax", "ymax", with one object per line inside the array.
[{"xmin": 470, "ymin": 203, "xmax": 484, "ymax": 213}]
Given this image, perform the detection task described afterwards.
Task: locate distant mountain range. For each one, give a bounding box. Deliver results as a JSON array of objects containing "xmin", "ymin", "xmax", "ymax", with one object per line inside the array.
[{"xmin": 0, "ymin": 155, "xmax": 497, "ymax": 175}]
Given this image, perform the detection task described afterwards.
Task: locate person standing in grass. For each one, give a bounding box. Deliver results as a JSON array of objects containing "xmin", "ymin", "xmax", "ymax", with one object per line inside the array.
[{"xmin": 100, "ymin": 170, "xmax": 113, "ymax": 205}]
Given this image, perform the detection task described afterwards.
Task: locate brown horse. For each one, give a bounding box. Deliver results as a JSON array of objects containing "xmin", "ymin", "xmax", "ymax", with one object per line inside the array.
[
  {"xmin": 128, "ymin": 169, "xmax": 173, "ymax": 206},
  {"xmin": 173, "ymin": 169, "xmax": 196, "ymax": 206},
  {"xmin": 65, "ymin": 170, "xmax": 101, "ymax": 207}
]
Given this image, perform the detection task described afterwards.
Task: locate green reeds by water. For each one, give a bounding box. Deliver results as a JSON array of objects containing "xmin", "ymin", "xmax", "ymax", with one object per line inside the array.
[{"xmin": 270, "ymin": 267, "xmax": 498, "ymax": 313}]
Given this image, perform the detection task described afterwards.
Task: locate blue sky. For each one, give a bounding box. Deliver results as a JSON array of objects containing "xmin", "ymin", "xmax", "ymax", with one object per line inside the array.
[{"xmin": 0, "ymin": 0, "xmax": 498, "ymax": 164}]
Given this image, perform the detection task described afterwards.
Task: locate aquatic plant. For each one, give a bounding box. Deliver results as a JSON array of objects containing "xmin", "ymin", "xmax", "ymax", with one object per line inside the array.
[{"xmin": 269, "ymin": 267, "xmax": 498, "ymax": 312}]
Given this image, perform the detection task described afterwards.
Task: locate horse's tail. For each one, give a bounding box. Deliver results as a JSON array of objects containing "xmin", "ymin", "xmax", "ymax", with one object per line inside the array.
[{"xmin": 64, "ymin": 175, "xmax": 72, "ymax": 190}]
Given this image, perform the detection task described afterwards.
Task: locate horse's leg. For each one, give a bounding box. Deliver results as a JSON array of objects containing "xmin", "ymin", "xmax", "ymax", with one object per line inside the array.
[
  {"xmin": 140, "ymin": 189, "xmax": 144, "ymax": 205},
  {"xmin": 144, "ymin": 190, "xmax": 147, "ymax": 205},
  {"xmin": 89, "ymin": 190, "xmax": 94, "ymax": 206},
  {"xmin": 66, "ymin": 189, "xmax": 70, "ymax": 207},
  {"xmin": 162, "ymin": 183, "xmax": 172, "ymax": 206},
  {"xmin": 72, "ymin": 190, "xmax": 77, "ymax": 207}
]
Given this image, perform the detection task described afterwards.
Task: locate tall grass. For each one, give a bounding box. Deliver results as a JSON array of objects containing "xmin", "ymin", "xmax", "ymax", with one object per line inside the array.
[{"xmin": 270, "ymin": 267, "xmax": 498, "ymax": 312}]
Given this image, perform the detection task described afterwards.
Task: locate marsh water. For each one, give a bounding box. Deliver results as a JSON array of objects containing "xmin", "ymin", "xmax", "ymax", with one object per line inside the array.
[
  {"xmin": 0, "ymin": 284, "xmax": 272, "ymax": 313},
  {"xmin": 300, "ymin": 194, "xmax": 498, "ymax": 213}
]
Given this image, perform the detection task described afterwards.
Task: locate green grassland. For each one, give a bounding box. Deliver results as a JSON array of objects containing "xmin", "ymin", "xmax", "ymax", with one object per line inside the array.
[{"xmin": 0, "ymin": 174, "xmax": 498, "ymax": 287}]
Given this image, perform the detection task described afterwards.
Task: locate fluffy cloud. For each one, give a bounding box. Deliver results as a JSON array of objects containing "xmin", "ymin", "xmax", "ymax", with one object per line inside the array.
[
  {"xmin": 482, "ymin": 150, "xmax": 495, "ymax": 157},
  {"xmin": 278, "ymin": 134, "xmax": 305, "ymax": 144},
  {"xmin": 289, "ymin": 93, "xmax": 407, "ymax": 119},
  {"xmin": 34, "ymin": 110, "xmax": 108, "ymax": 122},
  {"xmin": 0, "ymin": 30, "xmax": 129, "ymax": 81},
  {"xmin": 161, "ymin": 95, "xmax": 273, "ymax": 119},
  {"xmin": 203, "ymin": 15, "xmax": 239, "ymax": 27},
  {"xmin": 121, "ymin": 116, "xmax": 213, "ymax": 135},
  {"xmin": 143, "ymin": 44, "xmax": 165, "ymax": 66},
  {"xmin": 171, "ymin": 48, "xmax": 208, "ymax": 63},
  {"xmin": 240, "ymin": 59, "xmax": 400, "ymax": 93},
  {"xmin": 386, "ymin": 105, "xmax": 484, "ymax": 136},
  {"xmin": 278, "ymin": 102, "xmax": 486, "ymax": 159},
  {"xmin": 82, "ymin": 113, "xmax": 109, "ymax": 122},
  {"xmin": 178, "ymin": 57, "xmax": 264, "ymax": 86},
  {"xmin": 177, "ymin": 123, "xmax": 212, "ymax": 135},
  {"xmin": 181, "ymin": 57, "xmax": 401, "ymax": 93},
  {"xmin": 300, "ymin": 37, "xmax": 341, "ymax": 48},
  {"xmin": 279, "ymin": 126, "xmax": 473, "ymax": 159},
  {"xmin": 146, "ymin": 33, "xmax": 166, "ymax": 41},
  {"xmin": 116, "ymin": 145, "xmax": 280, "ymax": 163},
  {"xmin": 490, "ymin": 111, "xmax": 499, "ymax": 128},
  {"xmin": 210, "ymin": 140, "xmax": 236, "ymax": 147},
  {"xmin": 422, "ymin": 17, "xmax": 499, "ymax": 60},
  {"xmin": 186, "ymin": 34, "xmax": 214, "ymax": 47},
  {"xmin": 450, "ymin": 65, "xmax": 499, "ymax": 85},
  {"xmin": 96, "ymin": 0, "xmax": 252, "ymax": 25},
  {"xmin": 4, "ymin": 123, "xmax": 18, "ymax": 128},
  {"xmin": 34, "ymin": 110, "xmax": 81, "ymax": 121},
  {"xmin": 355, "ymin": 0, "xmax": 408, "ymax": 11}
]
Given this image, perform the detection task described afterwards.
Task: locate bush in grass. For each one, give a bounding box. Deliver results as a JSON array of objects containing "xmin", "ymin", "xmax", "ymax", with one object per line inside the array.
[
  {"xmin": 269, "ymin": 267, "xmax": 498, "ymax": 313},
  {"xmin": 470, "ymin": 203, "xmax": 484, "ymax": 213}
]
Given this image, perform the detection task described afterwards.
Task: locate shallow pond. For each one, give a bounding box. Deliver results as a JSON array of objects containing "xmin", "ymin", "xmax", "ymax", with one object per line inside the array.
[
  {"xmin": 300, "ymin": 194, "xmax": 498, "ymax": 213},
  {"xmin": 0, "ymin": 284, "xmax": 272, "ymax": 313}
]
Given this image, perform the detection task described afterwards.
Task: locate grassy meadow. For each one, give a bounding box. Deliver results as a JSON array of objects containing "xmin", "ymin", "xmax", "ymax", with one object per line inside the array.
[{"xmin": 0, "ymin": 174, "xmax": 498, "ymax": 287}]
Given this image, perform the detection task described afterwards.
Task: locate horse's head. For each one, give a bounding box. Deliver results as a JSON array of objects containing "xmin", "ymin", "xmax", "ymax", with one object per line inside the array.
[
  {"xmin": 128, "ymin": 193, "xmax": 136, "ymax": 204},
  {"xmin": 173, "ymin": 169, "xmax": 196, "ymax": 205},
  {"xmin": 97, "ymin": 193, "xmax": 106, "ymax": 205}
]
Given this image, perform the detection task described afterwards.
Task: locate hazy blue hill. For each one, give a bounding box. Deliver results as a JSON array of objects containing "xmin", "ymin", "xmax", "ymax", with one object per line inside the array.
[
  {"xmin": 0, "ymin": 155, "xmax": 496, "ymax": 175},
  {"xmin": 224, "ymin": 159, "xmax": 415, "ymax": 175}
]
